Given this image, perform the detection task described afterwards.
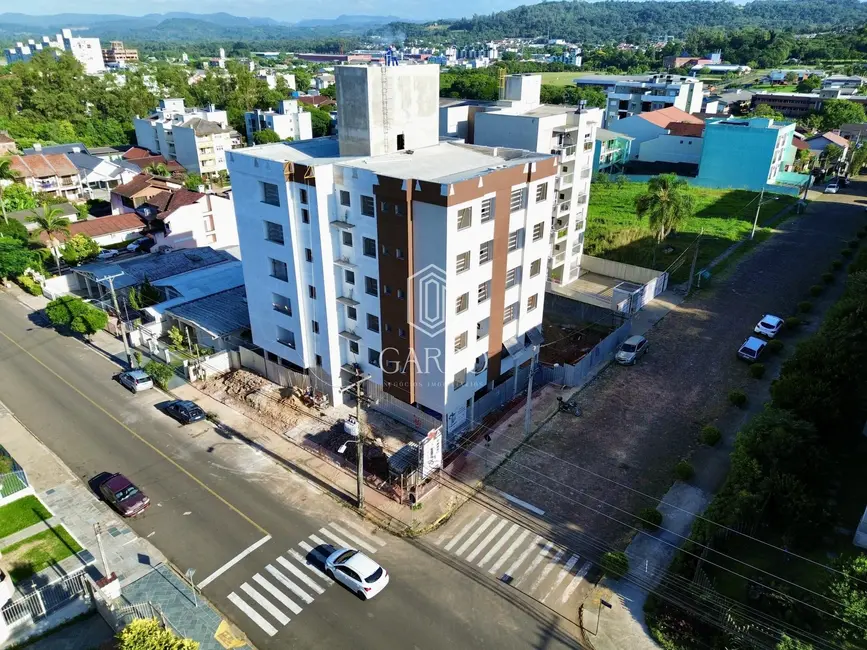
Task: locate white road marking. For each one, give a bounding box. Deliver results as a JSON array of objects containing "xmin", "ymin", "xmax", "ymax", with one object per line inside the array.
[
  {"xmin": 264, "ymin": 564, "xmax": 313, "ymax": 605},
  {"xmin": 515, "ymin": 540, "xmax": 554, "ymax": 587},
  {"xmin": 561, "ymin": 562, "xmax": 591, "ymax": 604},
  {"xmin": 542, "ymin": 553, "xmax": 580, "ymax": 603},
  {"xmin": 199, "ymin": 534, "xmax": 272, "ymax": 589},
  {"xmin": 183, "ymin": 511, "xmax": 192, "ymax": 516},
  {"xmin": 495, "ymin": 489, "xmax": 546, "ymax": 515},
  {"xmin": 240, "ymin": 582, "xmax": 290, "ymax": 625},
  {"xmin": 503, "ymin": 534, "xmax": 543, "ymax": 579},
  {"xmin": 288, "ymin": 548, "xmax": 333, "ymax": 586},
  {"xmin": 308, "ymin": 534, "xmax": 331, "ymax": 550},
  {"xmin": 489, "ymin": 528, "xmax": 531, "ymax": 575},
  {"xmin": 253, "ymin": 573, "xmax": 303, "ymax": 615},
  {"xmin": 328, "ymin": 522, "xmax": 378, "ymax": 554},
  {"xmin": 529, "ymin": 547, "xmax": 565, "ymax": 595},
  {"xmin": 340, "ymin": 518, "xmax": 387, "ymax": 546},
  {"xmin": 228, "ymin": 592, "xmax": 277, "ymax": 637},
  {"xmin": 442, "ymin": 513, "xmax": 484, "ymax": 550},
  {"xmin": 465, "ymin": 519, "xmax": 508, "ymax": 563},
  {"xmin": 478, "ymin": 523, "xmax": 520, "ymax": 569},
  {"xmin": 318, "ymin": 527, "xmax": 352, "ymax": 550},
  {"xmin": 455, "ymin": 513, "xmax": 498, "ymax": 557},
  {"xmin": 275, "ymin": 556, "xmax": 326, "ymax": 594}
]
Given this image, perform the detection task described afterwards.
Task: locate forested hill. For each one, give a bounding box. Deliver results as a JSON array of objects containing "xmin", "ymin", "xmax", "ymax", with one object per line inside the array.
[{"xmin": 397, "ymin": 0, "xmax": 867, "ymax": 44}]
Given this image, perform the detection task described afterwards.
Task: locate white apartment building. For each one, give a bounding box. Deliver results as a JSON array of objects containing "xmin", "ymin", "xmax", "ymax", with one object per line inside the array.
[
  {"xmin": 245, "ymin": 100, "xmax": 313, "ymax": 143},
  {"xmin": 134, "ymin": 99, "xmax": 242, "ymax": 176},
  {"xmin": 440, "ymin": 74, "xmax": 602, "ymax": 286},
  {"xmin": 229, "ymin": 64, "xmax": 556, "ymax": 441},
  {"xmin": 605, "ymin": 74, "xmax": 703, "ymax": 125},
  {"xmin": 5, "ymin": 28, "xmax": 104, "ymax": 74}
]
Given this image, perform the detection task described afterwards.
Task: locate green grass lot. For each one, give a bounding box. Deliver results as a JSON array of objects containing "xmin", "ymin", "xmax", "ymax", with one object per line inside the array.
[
  {"xmin": 1, "ymin": 526, "xmax": 83, "ymax": 582},
  {"xmin": 0, "ymin": 496, "xmax": 52, "ymax": 539},
  {"xmin": 540, "ymin": 71, "xmax": 593, "ymax": 86},
  {"xmin": 749, "ymin": 84, "xmax": 799, "ymax": 93},
  {"xmin": 585, "ymin": 181, "xmax": 797, "ymax": 282}
]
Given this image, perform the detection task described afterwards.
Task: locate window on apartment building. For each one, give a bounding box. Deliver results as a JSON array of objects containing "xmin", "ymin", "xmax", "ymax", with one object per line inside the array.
[
  {"xmin": 385, "ymin": 323, "xmax": 392, "ymax": 333},
  {"xmin": 305, "ymin": 248, "xmax": 313, "ymax": 263},
  {"xmin": 264, "ymin": 221, "xmax": 284, "ymax": 245},
  {"xmin": 206, "ymin": 233, "xmax": 217, "ymax": 244},
  {"xmin": 367, "ymin": 314, "xmax": 380, "ymax": 333},
  {"xmin": 508, "ymin": 229, "xmax": 524, "ymax": 252},
  {"xmin": 395, "ymin": 248, "xmax": 404, "ymax": 260},
  {"xmin": 312, "ymin": 320, "xmax": 320, "ymax": 334},
  {"xmin": 308, "ymin": 285, "xmax": 317, "ymax": 299},
  {"xmin": 456, "ymin": 292, "xmax": 469, "ymax": 314},
  {"xmin": 315, "ymin": 355, "xmax": 322, "ymax": 367},
  {"xmin": 480, "ymin": 198, "xmax": 494, "ymax": 223},
  {"xmin": 456, "ymin": 251, "xmax": 470, "ymax": 274},
  {"xmin": 261, "ymin": 182, "xmax": 280, "ymax": 206},
  {"xmin": 299, "ymin": 188, "xmax": 308, "ymax": 204},
  {"xmin": 368, "ymin": 349, "xmax": 381, "ymax": 367},
  {"xmin": 478, "ymin": 280, "xmax": 490, "ymax": 303},
  {"xmin": 365, "ymin": 276, "xmax": 378, "ymax": 297},
  {"xmin": 361, "ymin": 195, "xmax": 375, "ymax": 217},
  {"xmin": 203, "ymin": 215, "xmax": 215, "ymax": 232},
  {"xmin": 530, "ymin": 259, "xmax": 542, "ymax": 278},
  {"xmin": 344, "ymin": 269, "xmax": 355, "ymax": 285},
  {"xmin": 347, "ymin": 305, "xmax": 357, "ymax": 320},
  {"xmin": 453, "ymin": 368, "xmax": 467, "ymax": 390},
  {"xmin": 532, "ymin": 223, "xmax": 544, "ymax": 242},
  {"xmin": 455, "ymin": 331, "xmax": 468, "ymax": 352},
  {"xmin": 574, "ymin": 218, "xmax": 584, "ymax": 232},
  {"xmin": 340, "ymin": 190, "xmax": 351, "ymax": 207},
  {"xmin": 527, "ymin": 294, "xmax": 538, "ymax": 312},
  {"xmin": 479, "ymin": 240, "xmax": 493, "ymax": 265},
  {"xmin": 270, "ymin": 258, "xmax": 288, "ymax": 281},
  {"xmin": 503, "ymin": 302, "xmax": 518, "ymax": 324},
  {"xmin": 535, "ymin": 182, "xmax": 548, "ymax": 203},
  {"xmin": 276, "ymin": 326, "xmax": 295, "ymax": 349},
  {"xmin": 349, "ymin": 340, "xmax": 359, "ymax": 354},
  {"xmin": 509, "ymin": 188, "xmax": 527, "ymax": 213},
  {"xmin": 272, "ymin": 293, "xmax": 292, "ymax": 316},
  {"xmin": 397, "ymin": 288, "xmax": 405, "ymax": 300},
  {"xmin": 301, "ymin": 209, "xmax": 310, "ymax": 224},
  {"xmin": 457, "ymin": 207, "xmax": 472, "ymax": 230},
  {"xmin": 383, "ymin": 285, "xmax": 392, "ymax": 295},
  {"xmin": 363, "ymin": 237, "xmax": 376, "ymax": 258},
  {"xmin": 398, "ymin": 327, "xmax": 407, "ymax": 339},
  {"xmin": 505, "ymin": 267, "xmax": 521, "ymax": 289},
  {"xmin": 381, "ymin": 244, "xmax": 389, "ymax": 256},
  {"xmin": 572, "ymin": 239, "xmax": 582, "ymax": 254},
  {"xmin": 342, "ymin": 231, "xmax": 353, "ymax": 246}
]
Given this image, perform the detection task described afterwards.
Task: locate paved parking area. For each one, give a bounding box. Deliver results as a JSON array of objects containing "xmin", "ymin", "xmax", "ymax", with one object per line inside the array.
[{"xmin": 489, "ymin": 184, "xmax": 867, "ymax": 547}]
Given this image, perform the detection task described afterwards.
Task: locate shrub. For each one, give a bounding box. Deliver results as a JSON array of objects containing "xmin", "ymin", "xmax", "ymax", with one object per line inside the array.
[
  {"xmin": 143, "ymin": 360, "xmax": 173, "ymax": 390},
  {"xmin": 601, "ymin": 551, "xmax": 629, "ymax": 579},
  {"xmin": 785, "ymin": 316, "xmax": 801, "ymax": 329},
  {"xmin": 809, "ymin": 285, "xmax": 823, "ymax": 297},
  {"xmin": 134, "ymin": 350, "xmax": 143, "ymax": 366},
  {"xmin": 768, "ymin": 339, "xmax": 784, "ymax": 354},
  {"xmin": 798, "ymin": 300, "xmax": 813, "ymax": 312},
  {"xmin": 167, "ymin": 325, "xmax": 185, "ymax": 349},
  {"xmin": 832, "ymin": 259, "xmax": 844, "ymax": 270},
  {"xmin": 638, "ymin": 507, "xmax": 663, "ymax": 531},
  {"xmin": 822, "ymin": 272, "xmax": 834, "ymax": 284},
  {"xmin": 842, "ymin": 248, "xmax": 854, "ymax": 258},
  {"xmin": 117, "ymin": 618, "xmax": 198, "ymax": 650},
  {"xmin": 729, "ymin": 389, "xmax": 747, "ymax": 407},
  {"xmin": 749, "ymin": 362, "xmax": 766, "ymax": 379},
  {"xmin": 701, "ymin": 425, "xmax": 722, "ymax": 446},
  {"xmin": 15, "ymin": 275, "xmax": 42, "ymax": 296},
  {"xmin": 675, "ymin": 460, "xmax": 694, "ymax": 481}
]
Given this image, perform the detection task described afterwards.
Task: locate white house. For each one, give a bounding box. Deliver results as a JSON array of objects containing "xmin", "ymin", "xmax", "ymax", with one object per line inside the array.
[
  {"xmin": 608, "ymin": 106, "xmax": 705, "ymax": 165},
  {"xmin": 67, "ymin": 152, "xmax": 139, "ymax": 199},
  {"xmin": 137, "ymin": 188, "xmax": 239, "ymax": 251},
  {"xmin": 245, "ymin": 100, "xmax": 313, "ymax": 143}
]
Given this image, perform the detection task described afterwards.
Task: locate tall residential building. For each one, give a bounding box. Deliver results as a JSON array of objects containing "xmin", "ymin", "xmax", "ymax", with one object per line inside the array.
[
  {"xmin": 133, "ymin": 99, "xmax": 242, "ymax": 176},
  {"xmin": 440, "ymin": 74, "xmax": 603, "ymax": 286},
  {"xmin": 5, "ymin": 28, "xmax": 104, "ymax": 74},
  {"xmin": 605, "ymin": 74, "xmax": 703, "ymax": 125},
  {"xmin": 245, "ymin": 100, "xmax": 312, "ymax": 143},
  {"xmin": 102, "ymin": 41, "xmax": 139, "ymax": 67},
  {"xmin": 229, "ymin": 65, "xmax": 555, "ymax": 441}
]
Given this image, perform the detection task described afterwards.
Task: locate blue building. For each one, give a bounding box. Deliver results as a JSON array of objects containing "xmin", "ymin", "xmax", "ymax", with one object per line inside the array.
[{"xmin": 593, "ymin": 128, "xmax": 633, "ymax": 176}]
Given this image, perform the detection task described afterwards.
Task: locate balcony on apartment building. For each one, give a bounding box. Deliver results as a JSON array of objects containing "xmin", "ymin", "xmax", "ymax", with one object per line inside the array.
[{"xmin": 556, "ymin": 173, "xmax": 574, "ymax": 190}]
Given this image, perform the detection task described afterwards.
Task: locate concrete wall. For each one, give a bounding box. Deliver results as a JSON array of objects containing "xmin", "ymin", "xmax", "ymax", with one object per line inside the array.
[
  {"xmin": 607, "ymin": 116, "xmax": 665, "ymax": 159},
  {"xmin": 42, "ymin": 273, "xmax": 83, "ymax": 299},
  {"xmin": 133, "ymin": 119, "xmax": 159, "ymax": 153},
  {"xmin": 171, "ymin": 126, "xmax": 201, "ymax": 174},
  {"xmin": 638, "ymin": 134, "xmax": 703, "ymax": 165},
  {"xmin": 581, "ymin": 255, "xmax": 664, "ymax": 284},
  {"xmin": 157, "ymin": 195, "xmax": 238, "ymax": 251},
  {"xmin": 474, "ymin": 113, "xmax": 542, "ymax": 152}
]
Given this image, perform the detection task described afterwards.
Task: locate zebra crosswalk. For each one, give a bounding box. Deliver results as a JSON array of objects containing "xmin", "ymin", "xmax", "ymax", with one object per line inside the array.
[
  {"xmin": 225, "ymin": 519, "xmax": 387, "ymax": 637},
  {"xmin": 434, "ymin": 508, "xmax": 591, "ymax": 611}
]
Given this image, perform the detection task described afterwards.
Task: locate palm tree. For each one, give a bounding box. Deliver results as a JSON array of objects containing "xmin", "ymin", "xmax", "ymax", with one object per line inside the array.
[
  {"xmin": 635, "ymin": 174, "xmax": 695, "ymax": 267},
  {"xmin": 0, "ymin": 155, "xmax": 20, "ymax": 225},
  {"xmin": 28, "ymin": 204, "xmax": 70, "ymax": 275},
  {"xmin": 143, "ymin": 162, "xmax": 170, "ymax": 177}
]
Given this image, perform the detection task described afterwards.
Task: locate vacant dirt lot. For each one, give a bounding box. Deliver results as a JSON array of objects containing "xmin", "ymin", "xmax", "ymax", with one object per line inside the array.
[{"xmin": 489, "ymin": 186, "xmax": 867, "ymax": 547}]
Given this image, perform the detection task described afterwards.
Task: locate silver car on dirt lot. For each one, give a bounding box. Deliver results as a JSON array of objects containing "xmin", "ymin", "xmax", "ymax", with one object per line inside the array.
[{"xmin": 615, "ymin": 335, "xmax": 649, "ymax": 365}]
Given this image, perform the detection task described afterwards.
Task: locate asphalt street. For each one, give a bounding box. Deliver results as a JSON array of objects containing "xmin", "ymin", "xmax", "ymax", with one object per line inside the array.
[{"xmin": 0, "ymin": 293, "xmax": 583, "ymax": 650}]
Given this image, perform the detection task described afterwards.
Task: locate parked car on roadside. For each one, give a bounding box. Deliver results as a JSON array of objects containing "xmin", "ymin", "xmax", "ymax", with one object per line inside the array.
[
  {"xmin": 98, "ymin": 473, "xmax": 150, "ymax": 517},
  {"xmin": 97, "ymin": 249, "xmax": 120, "ymax": 261},
  {"xmin": 164, "ymin": 400, "xmax": 206, "ymax": 424},
  {"xmin": 825, "ymin": 180, "xmax": 839, "ymax": 194},
  {"xmin": 754, "ymin": 314, "xmax": 784, "ymax": 339},
  {"xmin": 117, "ymin": 370, "xmax": 154, "ymax": 393},
  {"xmin": 126, "ymin": 237, "xmax": 153, "ymax": 252},
  {"xmin": 737, "ymin": 336, "xmax": 767, "ymax": 362},
  {"xmin": 615, "ymin": 335, "xmax": 649, "ymax": 365},
  {"xmin": 325, "ymin": 548, "xmax": 389, "ymax": 600}
]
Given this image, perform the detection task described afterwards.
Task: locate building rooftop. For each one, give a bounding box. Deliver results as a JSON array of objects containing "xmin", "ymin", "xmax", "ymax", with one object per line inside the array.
[
  {"xmin": 38, "ymin": 213, "xmax": 144, "ymax": 244},
  {"xmin": 667, "ymin": 122, "xmax": 705, "ymax": 138},
  {"xmin": 180, "ymin": 117, "xmax": 235, "ymax": 136},
  {"xmin": 706, "ymin": 116, "xmax": 793, "ymax": 131},
  {"xmin": 165, "ymin": 285, "xmax": 249, "ymax": 338},
  {"xmin": 22, "ymin": 143, "xmax": 89, "ymax": 156},
  {"xmin": 9, "ymin": 153, "xmax": 78, "ymax": 179},
  {"xmin": 807, "ymin": 131, "xmax": 850, "ymax": 147},
  {"xmin": 145, "ymin": 188, "xmax": 205, "ymax": 219},
  {"xmin": 8, "ymin": 202, "xmax": 78, "ymax": 229},
  {"xmin": 634, "ymin": 106, "xmax": 704, "ymax": 129},
  {"xmin": 595, "ymin": 128, "xmax": 634, "ymax": 141}
]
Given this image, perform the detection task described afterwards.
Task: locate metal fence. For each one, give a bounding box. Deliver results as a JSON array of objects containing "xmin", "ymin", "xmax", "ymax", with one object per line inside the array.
[
  {"xmin": 0, "ymin": 469, "xmax": 28, "ymax": 499},
  {"xmin": 1, "ymin": 570, "xmax": 90, "ymax": 629},
  {"xmin": 365, "ymin": 382, "xmax": 441, "ymax": 435},
  {"xmin": 540, "ymin": 320, "xmax": 632, "ymax": 388}
]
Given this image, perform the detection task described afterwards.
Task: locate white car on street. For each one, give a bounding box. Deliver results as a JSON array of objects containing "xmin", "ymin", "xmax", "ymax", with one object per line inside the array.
[
  {"xmin": 754, "ymin": 314, "xmax": 784, "ymax": 338},
  {"xmin": 825, "ymin": 180, "xmax": 839, "ymax": 194},
  {"xmin": 97, "ymin": 249, "xmax": 120, "ymax": 260},
  {"xmin": 324, "ymin": 548, "xmax": 389, "ymax": 600}
]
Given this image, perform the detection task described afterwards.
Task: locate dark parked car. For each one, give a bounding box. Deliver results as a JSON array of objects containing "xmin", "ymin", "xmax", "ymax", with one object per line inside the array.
[
  {"xmin": 98, "ymin": 473, "xmax": 150, "ymax": 517},
  {"xmin": 164, "ymin": 400, "xmax": 206, "ymax": 424}
]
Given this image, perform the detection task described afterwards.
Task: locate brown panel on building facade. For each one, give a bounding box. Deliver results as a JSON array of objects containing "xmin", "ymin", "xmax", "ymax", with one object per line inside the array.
[
  {"xmin": 283, "ymin": 162, "xmax": 317, "ymax": 187},
  {"xmin": 373, "ymin": 175, "xmax": 415, "ymax": 405}
]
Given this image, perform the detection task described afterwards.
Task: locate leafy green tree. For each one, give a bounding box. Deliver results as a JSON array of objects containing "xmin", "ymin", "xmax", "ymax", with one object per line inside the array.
[
  {"xmin": 830, "ymin": 555, "xmax": 867, "ymax": 646},
  {"xmin": 184, "ymin": 174, "xmax": 205, "ymax": 191},
  {"xmin": 0, "ymin": 218, "xmax": 29, "ymax": 243},
  {"xmin": 820, "ymin": 99, "xmax": 867, "ymax": 131},
  {"xmin": 74, "ymin": 203, "xmax": 89, "ymax": 221},
  {"xmin": 0, "ymin": 183, "xmax": 37, "ymax": 213},
  {"xmin": 45, "ymin": 295, "xmax": 86, "ymax": 327},
  {"xmin": 634, "ymin": 174, "xmax": 695, "ymax": 266},
  {"xmin": 61, "ymin": 233, "xmax": 100, "ymax": 265},
  {"xmin": 27, "ymin": 204, "xmax": 70, "ymax": 275},
  {"xmin": 143, "ymin": 361, "xmax": 175, "ymax": 391},
  {"xmin": 796, "ymin": 75, "xmax": 822, "ymax": 93},
  {"xmin": 168, "ymin": 325, "xmax": 185, "ymax": 349},
  {"xmin": 253, "ymin": 128, "xmax": 281, "ymax": 144},
  {"xmin": 319, "ymin": 85, "xmax": 337, "ymax": 100},
  {"xmin": 69, "ymin": 303, "xmax": 107, "ymax": 338},
  {"xmin": 776, "ymin": 635, "xmax": 813, "ymax": 650},
  {"xmin": 303, "ymin": 106, "xmax": 332, "ymax": 137},
  {"xmin": 0, "ymin": 237, "xmax": 36, "ymax": 278},
  {"xmin": 0, "ymin": 156, "xmax": 20, "ymax": 225},
  {"xmin": 823, "ymin": 143, "xmax": 844, "ymax": 166},
  {"xmin": 144, "ymin": 162, "xmax": 170, "ymax": 177},
  {"xmin": 117, "ymin": 617, "xmax": 199, "ymax": 650},
  {"xmin": 750, "ymin": 103, "xmax": 786, "ymax": 121},
  {"xmin": 784, "ymin": 71, "xmax": 798, "ymax": 84},
  {"xmin": 292, "ymin": 67, "xmax": 312, "ymax": 93}
]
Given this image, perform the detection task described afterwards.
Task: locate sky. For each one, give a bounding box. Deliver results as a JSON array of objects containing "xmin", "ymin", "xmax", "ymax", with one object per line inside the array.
[{"xmin": 7, "ymin": 0, "xmax": 539, "ymax": 22}]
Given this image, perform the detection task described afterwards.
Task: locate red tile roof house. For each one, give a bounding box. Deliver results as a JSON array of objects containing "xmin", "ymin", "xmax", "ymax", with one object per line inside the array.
[
  {"xmin": 9, "ymin": 153, "xmax": 84, "ymax": 200},
  {"xmin": 134, "ymin": 186, "xmax": 239, "ymax": 251},
  {"xmin": 608, "ymin": 106, "xmax": 706, "ymax": 167},
  {"xmin": 37, "ymin": 212, "xmax": 145, "ymax": 247}
]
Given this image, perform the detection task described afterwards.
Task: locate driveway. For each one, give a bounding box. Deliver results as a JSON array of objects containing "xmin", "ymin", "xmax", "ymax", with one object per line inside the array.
[{"xmin": 487, "ymin": 181, "xmax": 867, "ymax": 548}]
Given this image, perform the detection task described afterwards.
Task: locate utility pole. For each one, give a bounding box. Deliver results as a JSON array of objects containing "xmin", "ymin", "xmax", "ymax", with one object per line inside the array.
[
  {"xmin": 97, "ymin": 273, "xmax": 134, "ymax": 368},
  {"xmin": 339, "ymin": 369, "xmax": 370, "ymax": 511},
  {"xmin": 686, "ymin": 230, "xmax": 702, "ymax": 295},
  {"xmin": 750, "ymin": 188, "xmax": 764, "ymax": 240},
  {"xmin": 523, "ymin": 345, "xmax": 538, "ymax": 439}
]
